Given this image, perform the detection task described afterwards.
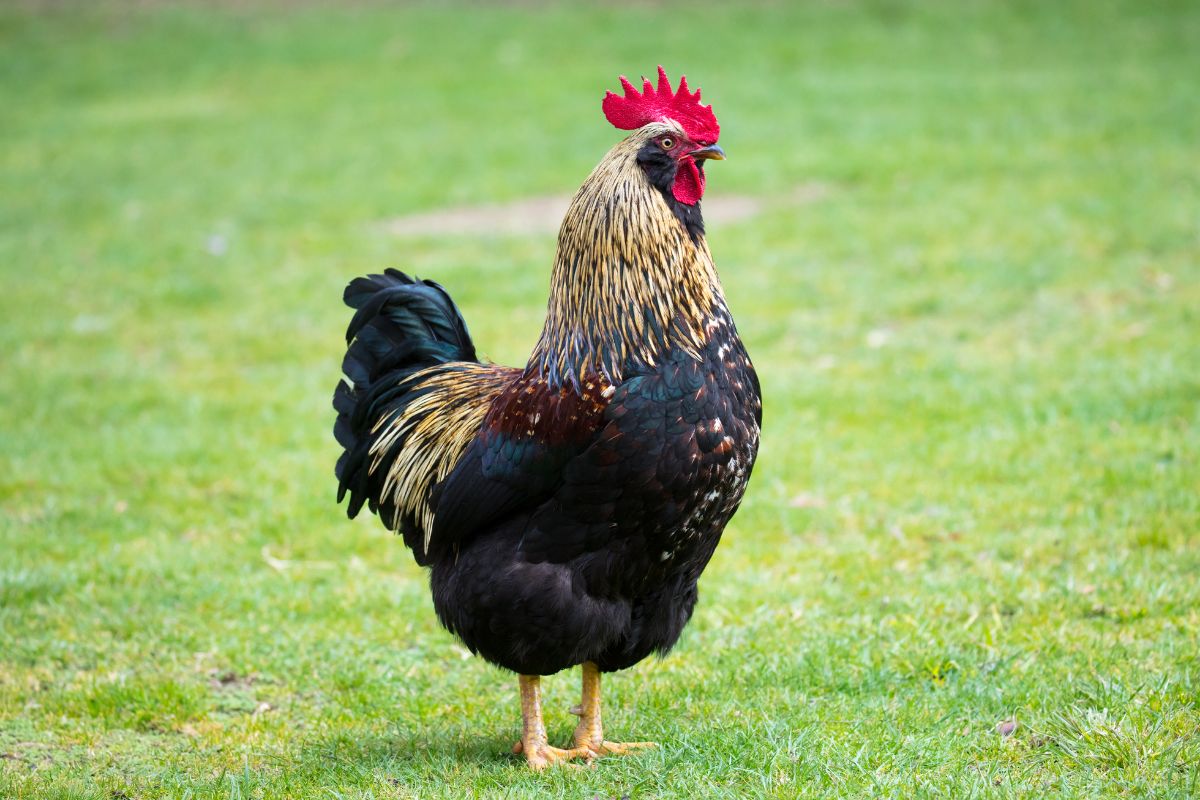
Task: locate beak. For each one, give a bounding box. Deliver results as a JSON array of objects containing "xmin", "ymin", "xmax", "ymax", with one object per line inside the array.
[{"xmin": 690, "ymin": 144, "xmax": 726, "ymax": 162}]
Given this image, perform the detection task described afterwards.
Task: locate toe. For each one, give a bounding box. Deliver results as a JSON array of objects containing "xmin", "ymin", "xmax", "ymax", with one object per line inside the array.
[{"xmin": 595, "ymin": 740, "xmax": 657, "ymax": 757}]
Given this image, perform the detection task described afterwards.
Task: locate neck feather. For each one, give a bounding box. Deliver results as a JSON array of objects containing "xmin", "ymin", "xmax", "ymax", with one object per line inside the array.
[{"xmin": 529, "ymin": 139, "xmax": 723, "ymax": 388}]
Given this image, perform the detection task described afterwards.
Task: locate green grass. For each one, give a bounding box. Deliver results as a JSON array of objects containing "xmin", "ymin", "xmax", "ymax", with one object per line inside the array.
[{"xmin": 2, "ymin": 1, "xmax": 1198, "ymax": 797}]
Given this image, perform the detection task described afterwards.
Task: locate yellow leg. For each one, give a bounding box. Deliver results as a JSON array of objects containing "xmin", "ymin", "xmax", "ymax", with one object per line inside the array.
[
  {"xmin": 571, "ymin": 661, "xmax": 657, "ymax": 757},
  {"xmin": 515, "ymin": 674, "xmax": 593, "ymax": 770}
]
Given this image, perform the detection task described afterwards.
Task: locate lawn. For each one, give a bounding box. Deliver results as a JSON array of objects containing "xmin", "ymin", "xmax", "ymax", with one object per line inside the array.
[{"xmin": 2, "ymin": 1, "xmax": 1198, "ymax": 797}]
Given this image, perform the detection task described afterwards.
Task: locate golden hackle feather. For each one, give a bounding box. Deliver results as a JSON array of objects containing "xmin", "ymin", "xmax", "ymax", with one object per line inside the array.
[{"xmin": 531, "ymin": 122, "xmax": 723, "ymax": 386}]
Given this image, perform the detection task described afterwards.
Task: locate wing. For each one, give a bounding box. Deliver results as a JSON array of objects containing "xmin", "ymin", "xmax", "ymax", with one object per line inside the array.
[
  {"xmin": 424, "ymin": 343, "xmax": 757, "ymax": 568},
  {"xmin": 426, "ymin": 373, "xmax": 613, "ymax": 551}
]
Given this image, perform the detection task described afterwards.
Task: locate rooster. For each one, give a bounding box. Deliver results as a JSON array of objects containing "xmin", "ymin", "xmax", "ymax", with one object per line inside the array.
[{"xmin": 334, "ymin": 67, "xmax": 761, "ymax": 769}]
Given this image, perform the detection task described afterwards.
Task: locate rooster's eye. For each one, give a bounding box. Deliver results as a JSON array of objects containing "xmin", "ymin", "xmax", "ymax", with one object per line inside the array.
[{"xmin": 659, "ymin": 137, "xmax": 674, "ymax": 150}]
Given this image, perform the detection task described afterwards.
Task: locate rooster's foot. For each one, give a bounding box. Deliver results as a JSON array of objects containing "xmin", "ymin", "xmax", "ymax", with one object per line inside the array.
[
  {"xmin": 570, "ymin": 662, "xmax": 656, "ymax": 760},
  {"xmin": 517, "ymin": 673, "xmax": 595, "ymax": 770},
  {"xmin": 512, "ymin": 738, "xmax": 593, "ymax": 770}
]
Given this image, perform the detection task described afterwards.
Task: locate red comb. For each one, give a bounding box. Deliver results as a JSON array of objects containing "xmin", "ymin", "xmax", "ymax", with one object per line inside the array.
[{"xmin": 602, "ymin": 66, "xmax": 720, "ymax": 144}]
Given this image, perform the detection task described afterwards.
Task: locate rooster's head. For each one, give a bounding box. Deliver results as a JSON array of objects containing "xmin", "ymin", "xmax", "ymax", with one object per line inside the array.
[{"xmin": 602, "ymin": 66, "xmax": 724, "ymax": 207}]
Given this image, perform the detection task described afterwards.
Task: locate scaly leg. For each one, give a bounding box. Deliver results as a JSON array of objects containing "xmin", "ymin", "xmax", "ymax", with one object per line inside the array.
[
  {"xmin": 571, "ymin": 661, "xmax": 657, "ymax": 757},
  {"xmin": 514, "ymin": 674, "xmax": 593, "ymax": 770}
]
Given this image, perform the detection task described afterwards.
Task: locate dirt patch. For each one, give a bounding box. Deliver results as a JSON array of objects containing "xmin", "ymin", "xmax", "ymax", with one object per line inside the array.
[
  {"xmin": 383, "ymin": 183, "xmax": 829, "ymax": 238},
  {"xmin": 207, "ymin": 669, "xmax": 256, "ymax": 691}
]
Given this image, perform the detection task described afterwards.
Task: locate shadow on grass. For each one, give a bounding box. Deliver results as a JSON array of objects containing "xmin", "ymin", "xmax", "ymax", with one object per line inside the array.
[{"xmin": 292, "ymin": 724, "xmax": 524, "ymax": 781}]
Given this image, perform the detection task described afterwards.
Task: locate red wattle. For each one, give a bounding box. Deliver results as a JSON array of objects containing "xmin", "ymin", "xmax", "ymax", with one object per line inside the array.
[{"xmin": 672, "ymin": 157, "xmax": 705, "ymax": 206}]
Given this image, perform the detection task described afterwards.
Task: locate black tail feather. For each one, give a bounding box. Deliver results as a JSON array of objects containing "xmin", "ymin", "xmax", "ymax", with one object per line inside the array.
[
  {"xmin": 344, "ymin": 270, "xmax": 475, "ymax": 362},
  {"xmin": 334, "ymin": 269, "xmax": 477, "ymax": 517}
]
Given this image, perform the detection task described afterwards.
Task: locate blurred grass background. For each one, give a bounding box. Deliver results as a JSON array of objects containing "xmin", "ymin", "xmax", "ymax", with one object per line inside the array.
[{"xmin": 1, "ymin": 1, "xmax": 1198, "ymax": 797}]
